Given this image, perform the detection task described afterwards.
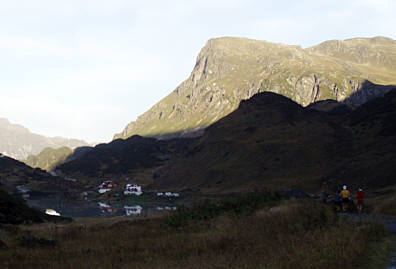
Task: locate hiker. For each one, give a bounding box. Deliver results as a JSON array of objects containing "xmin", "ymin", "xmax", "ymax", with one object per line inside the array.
[
  {"xmin": 340, "ymin": 185, "xmax": 351, "ymax": 212},
  {"xmin": 356, "ymin": 188, "xmax": 365, "ymax": 213}
]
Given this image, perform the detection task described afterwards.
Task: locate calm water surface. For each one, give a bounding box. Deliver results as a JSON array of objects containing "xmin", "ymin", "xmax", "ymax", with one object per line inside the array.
[{"xmin": 26, "ymin": 195, "xmax": 181, "ymax": 218}]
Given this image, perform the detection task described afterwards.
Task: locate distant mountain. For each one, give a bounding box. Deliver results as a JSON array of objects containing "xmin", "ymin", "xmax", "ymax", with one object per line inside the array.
[
  {"xmin": 57, "ymin": 88, "xmax": 396, "ymax": 195},
  {"xmin": 0, "ymin": 118, "xmax": 90, "ymax": 160},
  {"xmin": 115, "ymin": 36, "xmax": 396, "ymax": 140}
]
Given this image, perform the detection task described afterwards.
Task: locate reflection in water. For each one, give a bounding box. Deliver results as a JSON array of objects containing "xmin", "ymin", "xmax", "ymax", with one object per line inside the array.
[
  {"xmin": 98, "ymin": 202, "xmax": 118, "ymax": 215},
  {"xmin": 27, "ymin": 195, "xmax": 180, "ymax": 218},
  {"xmin": 156, "ymin": 206, "xmax": 177, "ymax": 211},
  {"xmin": 124, "ymin": 205, "xmax": 142, "ymax": 216},
  {"xmin": 96, "ymin": 203, "xmax": 178, "ymax": 217}
]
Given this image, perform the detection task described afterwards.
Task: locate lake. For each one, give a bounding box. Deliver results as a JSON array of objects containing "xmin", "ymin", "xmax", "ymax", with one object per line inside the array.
[{"xmin": 26, "ymin": 195, "xmax": 181, "ymax": 218}]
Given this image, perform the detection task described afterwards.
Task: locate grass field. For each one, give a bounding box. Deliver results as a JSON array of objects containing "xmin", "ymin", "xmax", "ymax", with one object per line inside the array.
[{"xmin": 0, "ymin": 192, "xmax": 392, "ymax": 269}]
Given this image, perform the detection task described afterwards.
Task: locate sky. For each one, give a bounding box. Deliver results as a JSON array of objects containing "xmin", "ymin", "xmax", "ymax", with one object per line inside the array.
[{"xmin": 0, "ymin": 0, "xmax": 395, "ymax": 143}]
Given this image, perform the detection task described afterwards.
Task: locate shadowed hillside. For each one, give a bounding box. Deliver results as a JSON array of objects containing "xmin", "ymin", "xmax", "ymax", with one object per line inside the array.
[
  {"xmin": 0, "ymin": 154, "xmax": 82, "ymax": 198},
  {"xmin": 149, "ymin": 88, "xmax": 396, "ymax": 194},
  {"xmin": 56, "ymin": 136, "xmax": 194, "ymax": 187},
  {"xmin": 56, "ymin": 89, "xmax": 396, "ymax": 197},
  {"xmin": 0, "ymin": 188, "xmax": 71, "ymax": 224}
]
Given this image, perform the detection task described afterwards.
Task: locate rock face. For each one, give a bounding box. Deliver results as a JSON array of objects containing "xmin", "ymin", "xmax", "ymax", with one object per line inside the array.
[
  {"xmin": 0, "ymin": 118, "xmax": 89, "ymax": 160},
  {"xmin": 115, "ymin": 36, "xmax": 396, "ymax": 140}
]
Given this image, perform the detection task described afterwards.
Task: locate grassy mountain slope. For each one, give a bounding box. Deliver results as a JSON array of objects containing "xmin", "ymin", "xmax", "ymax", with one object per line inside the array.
[
  {"xmin": 24, "ymin": 146, "xmax": 73, "ymax": 171},
  {"xmin": 115, "ymin": 36, "xmax": 396, "ymax": 140}
]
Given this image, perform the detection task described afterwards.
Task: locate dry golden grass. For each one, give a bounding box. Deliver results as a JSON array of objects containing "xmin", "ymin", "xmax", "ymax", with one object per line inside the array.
[{"xmin": 0, "ymin": 199, "xmax": 391, "ymax": 269}]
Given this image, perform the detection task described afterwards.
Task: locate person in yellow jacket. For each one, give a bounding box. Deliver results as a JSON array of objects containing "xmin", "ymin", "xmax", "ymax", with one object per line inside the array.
[{"xmin": 340, "ymin": 185, "xmax": 351, "ymax": 212}]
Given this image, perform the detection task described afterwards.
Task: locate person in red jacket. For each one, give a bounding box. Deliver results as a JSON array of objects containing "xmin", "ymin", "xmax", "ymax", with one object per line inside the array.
[{"xmin": 356, "ymin": 188, "xmax": 365, "ymax": 213}]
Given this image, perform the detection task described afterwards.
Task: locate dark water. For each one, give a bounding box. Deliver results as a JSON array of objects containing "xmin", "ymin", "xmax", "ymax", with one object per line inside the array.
[{"xmin": 26, "ymin": 196, "xmax": 180, "ymax": 218}]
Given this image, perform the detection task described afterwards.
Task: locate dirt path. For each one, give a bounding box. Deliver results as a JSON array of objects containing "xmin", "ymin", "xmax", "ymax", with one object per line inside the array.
[{"xmin": 342, "ymin": 213, "xmax": 396, "ymax": 269}]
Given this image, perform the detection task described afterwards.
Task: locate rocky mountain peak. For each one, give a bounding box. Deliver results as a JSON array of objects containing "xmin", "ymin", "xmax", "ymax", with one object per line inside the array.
[
  {"xmin": 115, "ymin": 36, "xmax": 396, "ymax": 141},
  {"xmin": 307, "ymin": 36, "xmax": 396, "ymax": 69}
]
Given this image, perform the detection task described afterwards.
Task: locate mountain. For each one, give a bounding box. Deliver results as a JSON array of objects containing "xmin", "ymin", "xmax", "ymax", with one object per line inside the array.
[
  {"xmin": 0, "ymin": 118, "xmax": 90, "ymax": 160},
  {"xmin": 148, "ymin": 88, "xmax": 396, "ymax": 193},
  {"xmin": 24, "ymin": 146, "xmax": 73, "ymax": 171},
  {"xmin": 0, "ymin": 154, "xmax": 79, "ymax": 195},
  {"xmin": 115, "ymin": 36, "xmax": 396, "ymax": 140},
  {"xmin": 56, "ymin": 88, "xmax": 396, "ymax": 196},
  {"xmin": 56, "ymin": 136, "xmax": 193, "ymax": 187}
]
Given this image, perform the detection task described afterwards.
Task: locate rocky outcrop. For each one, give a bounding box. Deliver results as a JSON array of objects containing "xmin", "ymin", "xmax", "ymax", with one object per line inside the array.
[
  {"xmin": 115, "ymin": 36, "xmax": 396, "ymax": 140},
  {"xmin": 0, "ymin": 118, "xmax": 90, "ymax": 160}
]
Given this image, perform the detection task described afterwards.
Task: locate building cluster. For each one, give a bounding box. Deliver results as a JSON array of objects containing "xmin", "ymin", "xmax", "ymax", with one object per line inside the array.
[
  {"xmin": 156, "ymin": 192, "xmax": 180, "ymax": 197},
  {"xmin": 97, "ymin": 181, "xmax": 143, "ymax": 196}
]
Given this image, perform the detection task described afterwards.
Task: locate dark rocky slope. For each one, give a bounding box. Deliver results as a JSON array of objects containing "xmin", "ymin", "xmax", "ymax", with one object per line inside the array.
[
  {"xmin": 57, "ymin": 88, "xmax": 396, "ymax": 196},
  {"xmin": 149, "ymin": 88, "xmax": 396, "ymax": 194},
  {"xmin": 56, "ymin": 136, "xmax": 194, "ymax": 187}
]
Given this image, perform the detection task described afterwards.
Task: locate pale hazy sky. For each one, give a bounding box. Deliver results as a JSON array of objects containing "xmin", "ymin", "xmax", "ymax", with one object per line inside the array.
[{"xmin": 0, "ymin": 0, "xmax": 395, "ymax": 143}]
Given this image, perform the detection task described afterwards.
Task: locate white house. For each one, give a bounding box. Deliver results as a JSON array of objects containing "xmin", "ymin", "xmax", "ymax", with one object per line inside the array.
[
  {"xmin": 98, "ymin": 181, "xmax": 116, "ymax": 194},
  {"xmin": 164, "ymin": 192, "xmax": 180, "ymax": 197},
  {"xmin": 124, "ymin": 184, "xmax": 143, "ymax": 196},
  {"xmin": 124, "ymin": 205, "xmax": 142, "ymax": 216}
]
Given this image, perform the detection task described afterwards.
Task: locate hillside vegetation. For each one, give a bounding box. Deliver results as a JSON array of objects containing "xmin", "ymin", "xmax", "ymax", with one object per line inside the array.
[
  {"xmin": 0, "ymin": 192, "xmax": 391, "ymax": 269},
  {"xmin": 54, "ymin": 89, "xmax": 396, "ymax": 207},
  {"xmin": 145, "ymin": 88, "xmax": 396, "ymax": 195},
  {"xmin": 24, "ymin": 147, "xmax": 72, "ymax": 171}
]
